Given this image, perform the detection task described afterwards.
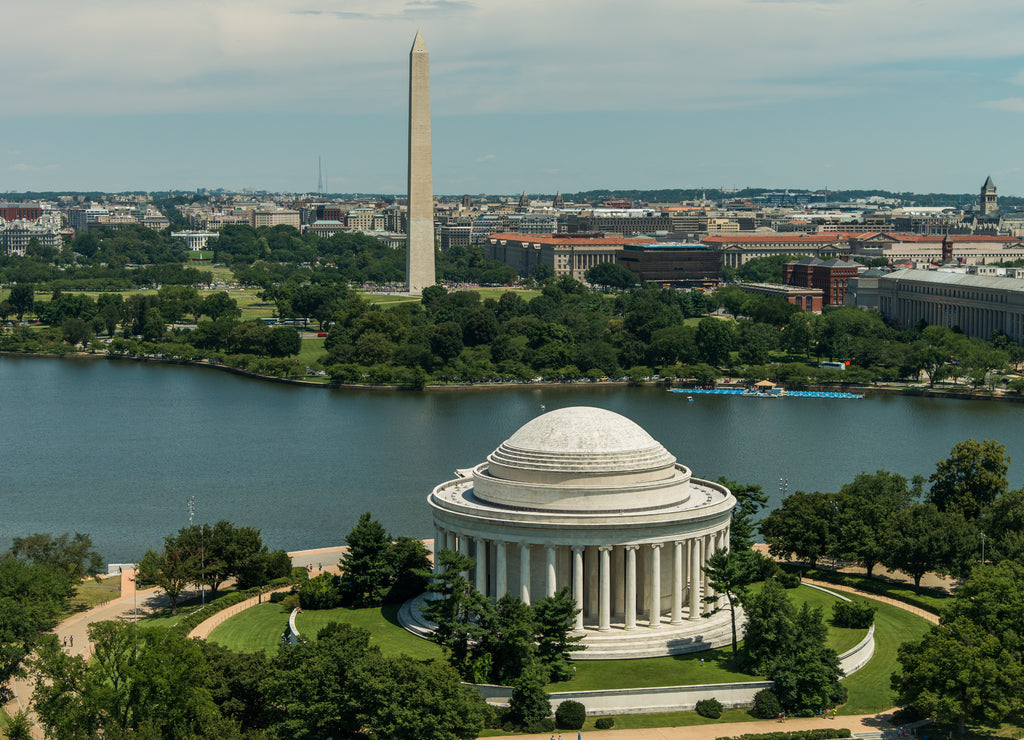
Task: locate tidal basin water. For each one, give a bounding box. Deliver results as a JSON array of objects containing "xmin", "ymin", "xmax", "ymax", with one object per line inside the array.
[{"xmin": 1, "ymin": 356, "xmax": 1021, "ymax": 564}]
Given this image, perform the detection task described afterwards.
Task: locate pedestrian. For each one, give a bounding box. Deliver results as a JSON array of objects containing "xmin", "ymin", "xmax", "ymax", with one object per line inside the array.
[
  {"xmin": 700, "ymin": 658, "xmax": 704, "ymax": 666},
  {"xmin": 781, "ymin": 712, "xmax": 786, "ymax": 723},
  {"xmin": 62, "ymin": 636, "xmax": 67, "ymax": 647},
  {"xmin": 778, "ymin": 713, "xmax": 782, "ymax": 723},
  {"xmin": 69, "ymin": 634, "xmax": 73, "ymax": 647}
]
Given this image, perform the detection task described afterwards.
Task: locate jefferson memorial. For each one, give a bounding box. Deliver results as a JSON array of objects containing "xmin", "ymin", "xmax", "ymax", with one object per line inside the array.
[{"xmin": 403, "ymin": 406, "xmax": 740, "ymax": 659}]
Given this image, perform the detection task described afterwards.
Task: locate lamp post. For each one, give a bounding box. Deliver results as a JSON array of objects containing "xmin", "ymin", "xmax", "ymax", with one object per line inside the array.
[{"xmin": 981, "ymin": 532, "xmax": 986, "ymax": 565}]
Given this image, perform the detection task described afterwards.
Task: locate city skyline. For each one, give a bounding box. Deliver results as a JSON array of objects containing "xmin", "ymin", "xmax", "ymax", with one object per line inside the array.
[{"xmin": 3, "ymin": 0, "xmax": 1024, "ymax": 195}]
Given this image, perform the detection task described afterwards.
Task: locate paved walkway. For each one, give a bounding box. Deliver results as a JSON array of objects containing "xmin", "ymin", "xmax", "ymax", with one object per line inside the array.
[
  {"xmin": 491, "ymin": 711, "xmax": 902, "ymax": 740},
  {"xmin": 802, "ymin": 579, "xmax": 939, "ymax": 625},
  {"xmin": 3, "ymin": 580, "xmax": 168, "ymax": 739}
]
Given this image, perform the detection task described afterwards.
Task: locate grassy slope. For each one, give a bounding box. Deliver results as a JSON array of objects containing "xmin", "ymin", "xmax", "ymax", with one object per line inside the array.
[{"xmin": 208, "ymin": 602, "xmax": 443, "ymax": 661}]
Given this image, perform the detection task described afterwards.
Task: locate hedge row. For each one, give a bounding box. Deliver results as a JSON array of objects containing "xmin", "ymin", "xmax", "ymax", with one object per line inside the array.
[
  {"xmin": 173, "ymin": 578, "xmax": 299, "ymax": 634},
  {"xmin": 716, "ymin": 729, "xmax": 853, "ymax": 740},
  {"xmin": 779, "ymin": 564, "xmax": 948, "ymax": 615}
]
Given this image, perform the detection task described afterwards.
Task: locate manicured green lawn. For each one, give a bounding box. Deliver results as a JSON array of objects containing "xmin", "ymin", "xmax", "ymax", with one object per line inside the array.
[
  {"xmin": 296, "ymin": 336, "xmax": 325, "ymax": 366},
  {"xmin": 141, "ymin": 587, "xmax": 242, "ymax": 629},
  {"xmin": 837, "ymin": 596, "xmax": 932, "ymax": 715},
  {"xmin": 69, "ymin": 578, "xmax": 122, "ymax": 612},
  {"xmin": 208, "ymin": 603, "xmax": 443, "ymax": 661},
  {"xmin": 552, "ymin": 585, "xmax": 867, "ymax": 693}
]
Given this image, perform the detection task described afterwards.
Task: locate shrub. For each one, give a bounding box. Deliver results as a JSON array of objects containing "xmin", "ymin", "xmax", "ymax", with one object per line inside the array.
[
  {"xmin": 777, "ymin": 570, "xmax": 801, "ymax": 589},
  {"xmin": 527, "ymin": 718, "xmax": 556, "ymax": 734},
  {"xmin": 696, "ymin": 697, "xmax": 724, "ymax": 719},
  {"xmin": 751, "ymin": 688, "xmax": 782, "ymax": 719},
  {"xmin": 279, "ymin": 593, "xmax": 300, "ymax": 612},
  {"xmin": 555, "ymin": 700, "xmax": 586, "ymax": 730},
  {"xmin": 595, "ymin": 717, "xmax": 616, "ymax": 730},
  {"xmin": 298, "ymin": 573, "xmax": 344, "ymax": 610},
  {"xmin": 831, "ymin": 600, "xmax": 876, "ymax": 629}
]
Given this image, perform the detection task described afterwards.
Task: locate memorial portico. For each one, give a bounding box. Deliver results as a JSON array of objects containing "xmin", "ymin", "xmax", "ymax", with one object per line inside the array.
[{"xmin": 408, "ymin": 406, "xmax": 740, "ymax": 659}]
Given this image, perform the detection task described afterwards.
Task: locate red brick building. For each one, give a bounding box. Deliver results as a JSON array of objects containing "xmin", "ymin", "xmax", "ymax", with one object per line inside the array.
[
  {"xmin": 783, "ymin": 257, "xmax": 861, "ymax": 306},
  {"xmin": 0, "ymin": 203, "xmax": 42, "ymax": 222}
]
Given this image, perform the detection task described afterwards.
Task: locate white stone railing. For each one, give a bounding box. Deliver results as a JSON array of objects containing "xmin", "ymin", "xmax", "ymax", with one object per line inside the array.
[{"xmin": 838, "ymin": 623, "xmax": 875, "ymax": 675}]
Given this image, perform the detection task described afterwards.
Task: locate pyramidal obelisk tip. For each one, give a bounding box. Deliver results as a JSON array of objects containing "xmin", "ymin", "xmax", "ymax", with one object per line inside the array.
[{"xmin": 412, "ymin": 29, "xmax": 427, "ymax": 52}]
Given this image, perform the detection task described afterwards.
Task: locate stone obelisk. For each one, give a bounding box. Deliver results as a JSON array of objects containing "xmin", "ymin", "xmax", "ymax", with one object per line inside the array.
[{"xmin": 406, "ymin": 29, "xmax": 435, "ymax": 294}]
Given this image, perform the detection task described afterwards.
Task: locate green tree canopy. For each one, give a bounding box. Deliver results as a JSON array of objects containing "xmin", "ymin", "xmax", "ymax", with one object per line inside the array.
[{"xmin": 928, "ymin": 439, "xmax": 1010, "ymax": 519}]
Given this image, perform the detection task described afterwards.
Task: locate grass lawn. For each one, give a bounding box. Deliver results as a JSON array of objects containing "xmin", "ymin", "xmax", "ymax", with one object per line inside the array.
[
  {"xmin": 208, "ymin": 602, "xmax": 443, "ymax": 661},
  {"xmin": 296, "ymin": 336, "xmax": 325, "ymax": 366},
  {"xmin": 837, "ymin": 596, "xmax": 932, "ymax": 715},
  {"xmin": 68, "ymin": 577, "xmax": 122, "ymax": 612},
  {"xmin": 554, "ymin": 584, "xmax": 864, "ymax": 692},
  {"xmin": 140, "ymin": 586, "xmax": 242, "ymax": 629}
]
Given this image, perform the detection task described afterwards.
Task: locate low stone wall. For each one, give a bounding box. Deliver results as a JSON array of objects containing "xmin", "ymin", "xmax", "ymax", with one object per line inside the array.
[
  {"xmin": 838, "ymin": 623, "xmax": 875, "ymax": 676},
  {"xmin": 471, "ymin": 680, "xmax": 773, "ymax": 715}
]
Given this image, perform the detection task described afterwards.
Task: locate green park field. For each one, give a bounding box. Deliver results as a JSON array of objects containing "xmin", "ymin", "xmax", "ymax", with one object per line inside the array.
[{"xmin": 200, "ymin": 582, "xmax": 925, "ymax": 715}]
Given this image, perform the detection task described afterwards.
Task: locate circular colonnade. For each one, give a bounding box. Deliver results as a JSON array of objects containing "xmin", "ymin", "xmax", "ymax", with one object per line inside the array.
[{"xmin": 401, "ymin": 406, "xmax": 741, "ymax": 659}]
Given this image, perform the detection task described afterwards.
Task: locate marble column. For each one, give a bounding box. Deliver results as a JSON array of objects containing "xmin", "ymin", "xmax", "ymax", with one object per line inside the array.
[
  {"xmin": 688, "ymin": 537, "xmax": 702, "ymax": 620},
  {"xmin": 703, "ymin": 534, "xmax": 715, "ymax": 602},
  {"xmin": 572, "ymin": 546, "xmax": 585, "ymax": 631},
  {"xmin": 598, "ymin": 546, "xmax": 612, "ymax": 631},
  {"xmin": 475, "ymin": 537, "xmax": 488, "ymax": 596},
  {"xmin": 520, "ymin": 542, "xmax": 531, "ymax": 604},
  {"xmin": 545, "ymin": 545, "xmax": 557, "ymax": 598},
  {"xmin": 433, "ymin": 526, "xmax": 444, "ymax": 574},
  {"xmin": 671, "ymin": 540, "xmax": 684, "ymax": 625},
  {"xmin": 624, "ymin": 545, "xmax": 637, "ymax": 630},
  {"xmin": 459, "ymin": 535, "xmax": 471, "ymax": 579},
  {"xmin": 649, "ymin": 543, "xmax": 662, "ymax": 628},
  {"xmin": 495, "ymin": 541, "xmax": 508, "ymax": 598},
  {"xmin": 446, "ymin": 530, "xmax": 456, "ymax": 552}
]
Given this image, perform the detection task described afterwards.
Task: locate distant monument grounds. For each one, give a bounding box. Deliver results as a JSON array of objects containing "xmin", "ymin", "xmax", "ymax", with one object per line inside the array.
[{"xmin": 401, "ymin": 406, "xmax": 740, "ymax": 658}]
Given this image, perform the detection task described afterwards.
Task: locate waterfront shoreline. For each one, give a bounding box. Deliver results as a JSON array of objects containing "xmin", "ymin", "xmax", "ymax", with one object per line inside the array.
[{"xmin": 3, "ymin": 349, "xmax": 1022, "ymax": 403}]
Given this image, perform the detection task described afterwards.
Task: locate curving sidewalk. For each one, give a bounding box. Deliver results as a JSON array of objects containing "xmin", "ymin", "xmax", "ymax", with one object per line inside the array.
[
  {"xmin": 800, "ymin": 579, "xmax": 940, "ymax": 625},
  {"xmin": 187, "ymin": 585, "xmax": 294, "ymax": 640}
]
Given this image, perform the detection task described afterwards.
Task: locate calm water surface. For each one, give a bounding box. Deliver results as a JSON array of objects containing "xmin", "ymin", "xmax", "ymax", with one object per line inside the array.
[{"xmin": 1, "ymin": 357, "xmax": 1021, "ymax": 563}]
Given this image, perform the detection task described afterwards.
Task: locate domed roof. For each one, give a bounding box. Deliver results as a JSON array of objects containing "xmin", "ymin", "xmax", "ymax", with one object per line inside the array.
[{"xmin": 486, "ymin": 407, "xmax": 676, "ymax": 482}]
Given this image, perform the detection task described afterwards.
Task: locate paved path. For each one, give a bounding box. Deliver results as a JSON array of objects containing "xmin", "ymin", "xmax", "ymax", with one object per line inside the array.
[
  {"xmin": 3, "ymin": 582, "xmax": 168, "ymax": 739},
  {"xmin": 491, "ymin": 711, "xmax": 902, "ymax": 740},
  {"xmin": 802, "ymin": 579, "xmax": 940, "ymax": 625}
]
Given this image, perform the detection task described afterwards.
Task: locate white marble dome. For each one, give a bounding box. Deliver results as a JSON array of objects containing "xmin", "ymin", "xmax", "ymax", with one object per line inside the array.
[
  {"xmin": 411, "ymin": 405, "xmax": 741, "ymax": 658},
  {"xmin": 476, "ymin": 406, "xmax": 691, "ymax": 511}
]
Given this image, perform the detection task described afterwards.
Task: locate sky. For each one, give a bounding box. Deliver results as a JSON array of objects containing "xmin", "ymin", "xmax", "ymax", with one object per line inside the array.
[{"xmin": 4, "ymin": 0, "xmax": 1024, "ymax": 197}]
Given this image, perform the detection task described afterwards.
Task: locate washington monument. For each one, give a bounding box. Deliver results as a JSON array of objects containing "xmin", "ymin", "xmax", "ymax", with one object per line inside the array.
[{"xmin": 407, "ymin": 29, "xmax": 435, "ymax": 294}]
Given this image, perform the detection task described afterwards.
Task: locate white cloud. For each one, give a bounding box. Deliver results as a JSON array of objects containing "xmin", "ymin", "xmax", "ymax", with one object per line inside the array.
[
  {"xmin": 476, "ymin": 154, "xmax": 497, "ymax": 162},
  {"xmin": 980, "ymin": 97, "xmax": 1024, "ymax": 112},
  {"xmin": 1, "ymin": 0, "xmax": 1023, "ymax": 118},
  {"xmin": 9, "ymin": 163, "xmax": 59, "ymax": 172}
]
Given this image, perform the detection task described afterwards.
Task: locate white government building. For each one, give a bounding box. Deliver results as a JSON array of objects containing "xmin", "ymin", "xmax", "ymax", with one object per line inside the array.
[{"xmin": 404, "ymin": 406, "xmax": 740, "ymax": 659}]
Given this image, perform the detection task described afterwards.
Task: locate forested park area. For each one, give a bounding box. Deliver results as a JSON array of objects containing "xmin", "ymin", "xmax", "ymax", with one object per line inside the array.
[
  {"xmin": 5, "ymin": 437, "xmax": 1024, "ymax": 739},
  {"xmin": 1, "ymin": 222, "xmax": 1024, "ymax": 392}
]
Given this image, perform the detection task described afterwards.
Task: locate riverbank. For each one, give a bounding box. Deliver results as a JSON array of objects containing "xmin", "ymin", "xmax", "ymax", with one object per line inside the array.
[{"xmin": 4, "ymin": 350, "xmax": 1023, "ymax": 403}]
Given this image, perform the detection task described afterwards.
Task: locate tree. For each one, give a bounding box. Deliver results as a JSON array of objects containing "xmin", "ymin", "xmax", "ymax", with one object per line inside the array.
[
  {"xmin": 928, "ymin": 439, "xmax": 1010, "ymax": 519},
  {"xmin": 2, "ymin": 710, "xmax": 33, "ymax": 740},
  {"xmin": 9, "ymin": 531, "xmax": 103, "ymax": 581},
  {"xmin": 386, "ymin": 536, "xmax": 431, "ymax": 604},
  {"xmin": 833, "ymin": 470, "xmax": 919, "ymax": 576},
  {"xmin": 340, "ymin": 512, "xmax": 393, "ymax": 607},
  {"xmin": 201, "ymin": 291, "xmax": 241, "ymax": 322},
  {"xmin": 30, "ymin": 622, "xmax": 221, "ymax": 739},
  {"xmin": 480, "ymin": 593, "xmax": 537, "ymax": 685},
  {"xmin": 902, "ymin": 562, "xmax": 1022, "ymax": 734},
  {"xmin": 703, "ymin": 548, "xmax": 749, "ymax": 655},
  {"xmin": 695, "ymin": 317, "xmax": 734, "ymax": 366},
  {"xmin": 8, "ymin": 284, "xmax": 34, "ymax": 321},
  {"xmin": 354, "ymin": 653, "xmax": 489, "ymax": 740},
  {"xmin": 136, "ymin": 542, "xmax": 197, "ymax": 615},
  {"xmin": 585, "ymin": 262, "xmax": 636, "ymax": 290},
  {"xmin": 0, "ymin": 553, "xmax": 75, "ymax": 687},
  {"xmin": 171, "ymin": 520, "xmax": 279, "ymax": 595},
  {"xmin": 740, "ymin": 577, "xmax": 795, "ymax": 675},
  {"xmin": 506, "ymin": 665, "xmax": 551, "ymax": 730},
  {"xmin": 759, "ymin": 490, "xmax": 839, "ymax": 568},
  {"xmin": 261, "ymin": 622, "xmax": 373, "ymax": 739},
  {"xmin": 882, "ymin": 503, "xmax": 977, "ymax": 587},
  {"xmin": 61, "ymin": 317, "xmax": 93, "ymax": 346},
  {"xmin": 420, "ymin": 549, "xmax": 494, "ymax": 680},
  {"xmin": 532, "ymin": 587, "xmax": 585, "ymax": 680}
]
